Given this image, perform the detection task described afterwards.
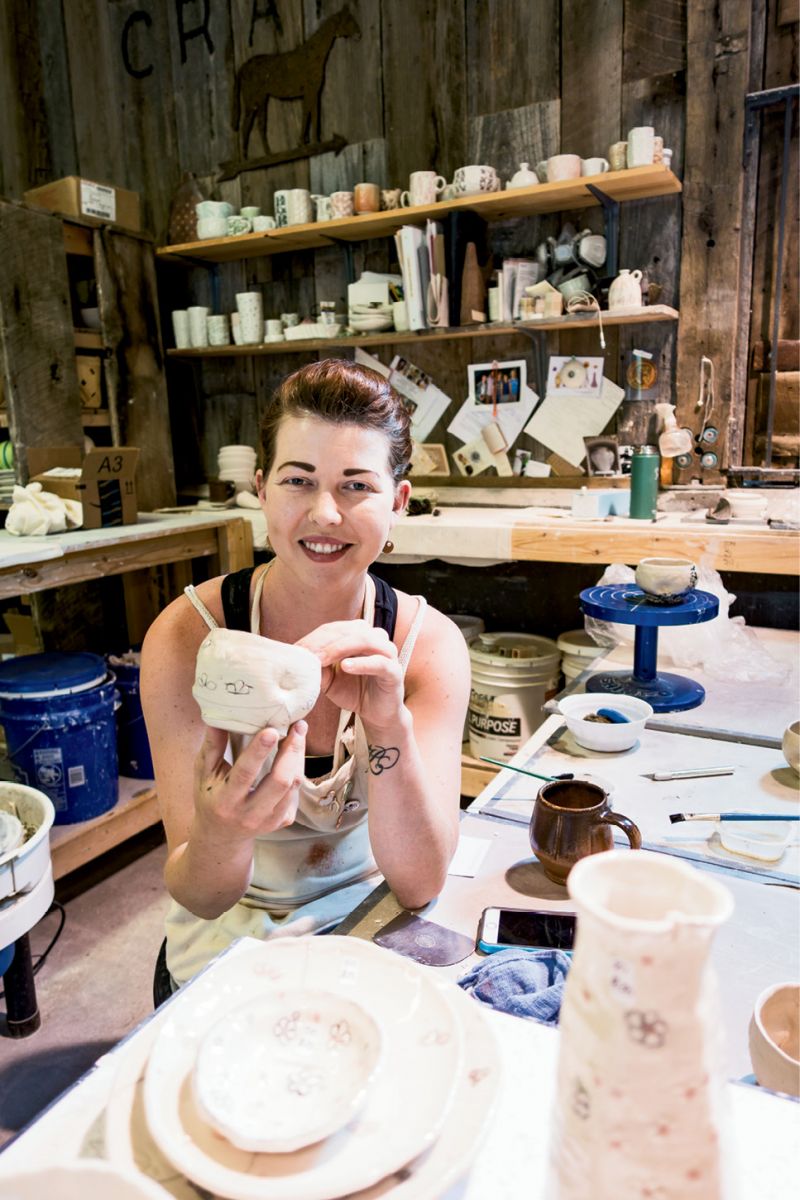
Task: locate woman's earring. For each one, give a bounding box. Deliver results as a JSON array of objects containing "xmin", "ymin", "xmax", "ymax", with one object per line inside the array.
[{"xmin": 382, "ymin": 540, "xmax": 395, "ymax": 554}]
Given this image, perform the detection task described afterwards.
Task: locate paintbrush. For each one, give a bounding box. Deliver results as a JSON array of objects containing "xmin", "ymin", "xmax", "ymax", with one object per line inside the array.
[
  {"xmin": 480, "ymin": 756, "xmax": 573, "ymax": 783},
  {"xmin": 669, "ymin": 811, "xmax": 800, "ymax": 825}
]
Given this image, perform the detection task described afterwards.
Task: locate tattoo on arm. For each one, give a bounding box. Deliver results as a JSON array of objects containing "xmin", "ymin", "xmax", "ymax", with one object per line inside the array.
[{"xmin": 368, "ymin": 744, "xmax": 400, "ymax": 775}]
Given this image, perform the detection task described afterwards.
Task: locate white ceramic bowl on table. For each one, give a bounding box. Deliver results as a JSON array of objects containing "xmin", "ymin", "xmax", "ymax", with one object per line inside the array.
[{"xmin": 557, "ymin": 693, "xmax": 654, "ymax": 752}]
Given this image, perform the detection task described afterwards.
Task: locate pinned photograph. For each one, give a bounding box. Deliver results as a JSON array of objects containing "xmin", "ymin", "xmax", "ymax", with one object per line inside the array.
[
  {"xmin": 468, "ymin": 359, "xmax": 526, "ymax": 406},
  {"xmin": 547, "ymin": 355, "xmax": 604, "ymax": 397},
  {"xmin": 584, "ymin": 435, "xmax": 620, "ymax": 476},
  {"xmin": 409, "ymin": 442, "xmax": 449, "ymax": 477}
]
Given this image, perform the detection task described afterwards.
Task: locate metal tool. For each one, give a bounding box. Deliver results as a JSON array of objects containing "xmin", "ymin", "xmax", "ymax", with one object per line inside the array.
[
  {"xmin": 641, "ymin": 766, "xmax": 735, "ymax": 781},
  {"xmin": 480, "ymin": 756, "xmax": 573, "ymax": 783},
  {"xmin": 669, "ymin": 811, "xmax": 800, "ymax": 824}
]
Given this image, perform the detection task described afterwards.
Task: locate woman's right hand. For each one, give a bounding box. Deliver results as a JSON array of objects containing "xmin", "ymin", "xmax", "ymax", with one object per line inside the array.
[{"xmin": 192, "ymin": 720, "xmax": 307, "ymax": 844}]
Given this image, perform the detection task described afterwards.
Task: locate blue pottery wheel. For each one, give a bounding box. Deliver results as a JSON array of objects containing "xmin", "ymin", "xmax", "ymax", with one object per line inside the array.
[{"xmin": 579, "ymin": 585, "xmax": 719, "ymax": 712}]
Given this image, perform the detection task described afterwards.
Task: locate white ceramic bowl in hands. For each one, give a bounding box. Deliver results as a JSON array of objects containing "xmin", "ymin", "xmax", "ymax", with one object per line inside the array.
[
  {"xmin": 557, "ymin": 693, "xmax": 654, "ymax": 752},
  {"xmin": 192, "ymin": 988, "xmax": 384, "ymax": 1152},
  {"xmin": 748, "ymin": 981, "xmax": 800, "ymax": 1096}
]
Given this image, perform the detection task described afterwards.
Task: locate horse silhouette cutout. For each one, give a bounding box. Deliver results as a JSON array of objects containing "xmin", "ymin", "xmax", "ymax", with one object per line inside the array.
[{"xmin": 232, "ymin": 7, "xmax": 361, "ymax": 158}]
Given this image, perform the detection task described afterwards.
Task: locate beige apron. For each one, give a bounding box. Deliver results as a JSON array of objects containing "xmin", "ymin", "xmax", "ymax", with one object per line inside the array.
[{"xmin": 166, "ymin": 565, "xmax": 426, "ymax": 985}]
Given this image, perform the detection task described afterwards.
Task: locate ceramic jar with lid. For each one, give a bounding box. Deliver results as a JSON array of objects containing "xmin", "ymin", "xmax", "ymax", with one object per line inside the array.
[{"xmin": 507, "ymin": 162, "xmax": 539, "ymax": 189}]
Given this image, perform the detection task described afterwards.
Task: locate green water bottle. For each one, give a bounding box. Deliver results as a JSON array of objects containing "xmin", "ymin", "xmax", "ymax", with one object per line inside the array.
[{"xmin": 630, "ymin": 446, "xmax": 660, "ymax": 519}]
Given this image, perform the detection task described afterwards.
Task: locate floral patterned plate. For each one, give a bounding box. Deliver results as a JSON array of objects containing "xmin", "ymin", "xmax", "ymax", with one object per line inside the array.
[
  {"xmin": 140, "ymin": 937, "xmax": 463, "ymax": 1200},
  {"xmin": 192, "ymin": 988, "xmax": 383, "ymax": 1153}
]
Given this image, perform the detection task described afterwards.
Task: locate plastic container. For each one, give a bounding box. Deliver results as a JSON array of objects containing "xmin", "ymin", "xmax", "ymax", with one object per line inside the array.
[
  {"xmin": 468, "ymin": 633, "xmax": 560, "ymax": 762},
  {"xmin": 557, "ymin": 629, "xmax": 605, "ymax": 684},
  {"xmin": 557, "ymin": 692, "xmax": 653, "ymax": 752},
  {"xmin": 0, "ymin": 653, "xmax": 118, "ymax": 825},
  {"xmin": 109, "ymin": 655, "xmax": 154, "ymax": 779}
]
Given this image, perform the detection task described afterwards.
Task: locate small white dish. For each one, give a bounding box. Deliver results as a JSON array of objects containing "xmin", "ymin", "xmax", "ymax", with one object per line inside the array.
[
  {"xmin": 141, "ymin": 936, "xmax": 464, "ymax": 1200},
  {"xmin": 719, "ymin": 820, "xmax": 793, "ymax": 863},
  {"xmin": 557, "ymin": 693, "xmax": 653, "ymax": 752},
  {"xmin": 0, "ymin": 1161, "xmax": 172, "ymax": 1200},
  {"xmin": 192, "ymin": 988, "xmax": 383, "ymax": 1153}
]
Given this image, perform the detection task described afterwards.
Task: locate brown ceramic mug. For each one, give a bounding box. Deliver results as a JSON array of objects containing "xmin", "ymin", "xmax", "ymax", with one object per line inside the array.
[{"xmin": 529, "ymin": 780, "xmax": 642, "ymax": 885}]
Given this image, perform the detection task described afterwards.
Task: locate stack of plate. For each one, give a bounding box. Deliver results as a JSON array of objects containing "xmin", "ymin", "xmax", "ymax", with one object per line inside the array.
[
  {"xmin": 105, "ymin": 936, "xmax": 502, "ymax": 1199},
  {"xmin": 348, "ymin": 303, "xmax": 394, "ymax": 333},
  {"xmin": 218, "ymin": 445, "xmax": 257, "ymax": 494},
  {"xmin": 0, "ymin": 469, "xmax": 16, "ymax": 506}
]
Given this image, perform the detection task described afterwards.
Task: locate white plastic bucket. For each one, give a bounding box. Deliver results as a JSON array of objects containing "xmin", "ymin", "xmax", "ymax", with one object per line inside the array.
[
  {"xmin": 557, "ymin": 629, "xmax": 606, "ymax": 684},
  {"xmin": 468, "ymin": 632, "xmax": 561, "ymax": 762},
  {"xmin": 447, "ymin": 615, "xmax": 486, "ymax": 744}
]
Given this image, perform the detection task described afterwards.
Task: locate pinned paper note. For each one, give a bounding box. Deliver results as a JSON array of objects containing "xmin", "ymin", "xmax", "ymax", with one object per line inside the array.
[
  {"xmin": 524, "ymin": 378, "xmax": 624, "ymax": 468},
  {"xmin": 355, "ymin": 348, "xmax": 452, "ymax": 441}
]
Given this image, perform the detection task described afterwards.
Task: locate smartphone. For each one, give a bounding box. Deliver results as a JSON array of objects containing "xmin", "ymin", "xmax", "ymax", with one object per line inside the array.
[{"xmin": 477, "ymin": 906, "xmax": 576, "ymax": 955}]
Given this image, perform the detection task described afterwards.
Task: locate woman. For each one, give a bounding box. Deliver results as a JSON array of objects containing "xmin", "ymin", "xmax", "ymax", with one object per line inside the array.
[{"xmin": 141, "ymin": 359, "xmax": 470, "ymax": 988}]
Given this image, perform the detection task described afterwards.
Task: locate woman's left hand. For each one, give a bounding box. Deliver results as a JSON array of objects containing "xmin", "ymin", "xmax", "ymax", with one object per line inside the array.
[{"xmin": 295, "ymin": 620, "xmax": 405, "ymax": 732}]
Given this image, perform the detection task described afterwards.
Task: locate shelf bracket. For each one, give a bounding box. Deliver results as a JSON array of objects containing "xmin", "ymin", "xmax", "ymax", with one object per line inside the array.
[
  {"xmin": 209, "ymin": 264, "xmax": 221, "ymax": 316},
  {"xmin": 586, "ymin": 184, "xmax": 619, "ymax": 277},
  {"xmin": 324, "ymin": 237, "xmax": 357, "ymax": 286}
]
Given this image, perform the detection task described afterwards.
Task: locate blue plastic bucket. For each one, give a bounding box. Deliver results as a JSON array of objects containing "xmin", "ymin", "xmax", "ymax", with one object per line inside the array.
[
  {"xmin": 0, "ymin": 653, "xmax": 118, "ymax": 825},
  {"xmin": 110, "ymin": 658, "xmax": 154, "ymax": 779}
]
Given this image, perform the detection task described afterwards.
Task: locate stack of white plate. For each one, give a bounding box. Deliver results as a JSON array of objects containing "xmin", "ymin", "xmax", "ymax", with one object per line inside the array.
[
  {"xmin": 348, "ymin": 303, "xmax": 394, "ymax": 333},
  {"xmin": 218, "ymin": 445, "xmax": 257, "ymax": 494},
  {"xmin": 0, "ymin": 469, "xmax": 16, "ymax": 505},
  {"xmin": 105, "ymin": 936, "xmax": 502, "ymax": 1199}
]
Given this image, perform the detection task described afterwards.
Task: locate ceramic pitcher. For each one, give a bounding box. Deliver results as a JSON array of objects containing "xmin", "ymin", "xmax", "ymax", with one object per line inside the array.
[
  {"xmin": 608, "ymin": 267, "xmax": 643, "ymax": 309},
  {"xmin": 548, "ymin": 849, "xmax": 738, "ymax": 1200}
]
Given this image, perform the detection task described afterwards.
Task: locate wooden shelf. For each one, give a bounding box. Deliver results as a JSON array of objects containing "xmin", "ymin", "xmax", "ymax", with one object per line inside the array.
[
  {"xmin": 157, "ymin": 165, "xmax": 682, "ymax": 264},
  {"xmin": 74, "ymin": 329, "xmax": 103, "ymax": 350},
  {"xmin": 167, "ymin": 305, "xmax": 678, "ymax": 358},
  {"xmin": 0, "ymin": 408, "xmax": 109, "ymax": 428},
  {"xmin": 50, "ymin": 775, "xmax": 160, "ymax": 880}
]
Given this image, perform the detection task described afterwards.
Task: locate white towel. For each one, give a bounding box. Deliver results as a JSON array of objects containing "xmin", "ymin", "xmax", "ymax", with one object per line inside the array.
[{"xmin": 5, "ymin": 483, "xmax": 82, "ymax": 537}]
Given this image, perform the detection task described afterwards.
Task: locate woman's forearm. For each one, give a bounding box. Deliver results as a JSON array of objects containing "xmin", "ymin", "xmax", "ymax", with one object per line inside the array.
[
  {"xmin": 164, "ymin": 817, "xmax": 254, "ymax": 919},
  {"xmin": 363, "ymin": 708, "xmax": 459, "ymax": 910}
]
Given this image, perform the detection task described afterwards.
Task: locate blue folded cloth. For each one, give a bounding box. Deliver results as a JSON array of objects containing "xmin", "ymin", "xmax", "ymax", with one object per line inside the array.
[{"xmin": 457, "ymin": 948, "xmax": 571, "ymax": 1025}]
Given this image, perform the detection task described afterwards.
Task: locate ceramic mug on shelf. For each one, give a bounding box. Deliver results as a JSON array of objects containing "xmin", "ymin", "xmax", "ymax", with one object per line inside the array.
[
  {"xmin": 452, "ymin": 164, "xmax": 500, "ymax": 196},
  {"xmin": 230, "ymin": 312, "xmax": 243, "ymax": 345},
  {"xmin": 608, "ymin": 141, "xmax": 628, "ymax": 171},
  {"xmin": 274, "ymin": 188, "xmax": 313, "ymax": 227},
  {"xmin": 581, "ymin": 157, "xmax": 610, "ymax": 176},
  {"xmin": 608, "ymin": 267, "xmax": 643, "ymax": 309},
  {"xmin": 311, "ymin": 194, "xmax": 333, "ymax": 221},
  {"xmin": 227, "ymin": 215, "xmax": 252, "ymax": 236},
  {"xmin": 240, "ymin": 206, "xmax": 261, "ymax": 219},
  {"xmin": 235, "ymin": 292, "xmax": 264, "ymax": 345},
  {"xmin": 171, "ymin": 310, "xmax": 190, "ymax": 349},
  {"xmin": 187, "ymin": 305, "xmax": 210, "ymax": 348},
  {"xmin": 252, "ymin": 215, "xmax": 276, "ymax": 232},
  {"xmin": 529, "ymin": 779, "xmax": 642, "ymax": 885},
  {"xmin": 635, "ymin": 556, "xmax": 697, "ymax": 600},
  {"xmin": 381, "ymin": 188, "xmax": 402, "ymax": 210},
  {"xmin": 546, "ymin": 154, "xmax": 582, "ymax": 182},
  {"xmin": 627, "ymin": 126, "xmax": 655, "ymax": 167},
  {"xmin": 265, "ymin": 318, "xmax": 284, "ymax": 342},
  {"xmin": 354, "ymin": 182, "xmax": 381, "ymax": 213},
  {"xmin": 653, "ymin": 135, "xmax": 664, "ymax": 164},
  {"xmin": 197, "ymin": 217, "xmax": 228, "ymax": 239},
  {"xmin": 401, "ymin": 171, "xmax": 447, "ymax": 207},
  {"xmin": 330, "ymin": 190, "xmax": 355, "ymax": 218}
]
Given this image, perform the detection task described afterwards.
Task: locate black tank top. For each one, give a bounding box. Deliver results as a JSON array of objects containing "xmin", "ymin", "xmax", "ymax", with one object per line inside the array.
[{"xmin": 220, "ymin": 566, "xmax": 399, "ymax": 777}]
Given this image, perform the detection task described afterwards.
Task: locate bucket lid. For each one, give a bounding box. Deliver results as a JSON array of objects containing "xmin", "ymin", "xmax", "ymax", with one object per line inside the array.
[
  {"xmin": 556, "ymin": 629, "xmax": 605, "ymax": 660},
  {"xmin": 0, "ymin": 652, "xmax": 108, "ymax": 699}
]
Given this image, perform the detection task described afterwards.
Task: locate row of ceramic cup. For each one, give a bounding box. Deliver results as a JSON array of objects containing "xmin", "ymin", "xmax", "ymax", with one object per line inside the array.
[{"xmin": 172, "ymin": 301, "xmax": 303, "ymax": 348}]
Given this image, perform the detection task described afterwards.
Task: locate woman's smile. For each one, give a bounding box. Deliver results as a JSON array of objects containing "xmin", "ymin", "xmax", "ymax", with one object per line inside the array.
[{"xmin": 299, "ymin": 536, "xmax": 353, "ymax": 562}]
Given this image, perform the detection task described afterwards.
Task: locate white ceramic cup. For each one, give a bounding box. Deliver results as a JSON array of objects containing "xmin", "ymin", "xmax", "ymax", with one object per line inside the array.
[
  {"xmin": 240, "ymin": 206, "xmax": 261, "ymax": 219},
  {"xmin": 252, "ymin": 215, "xmax": 276, "ymax": 232},
  {"xmin": 207, "ymin": 314, "xmax": 231, "ymax": 346},
  {"xmin": 330, "ymin": 191, "xmax": 354, "ymax": 218},
  {"xmin": 188, "ymin": 305, "xmax": 210, "ymax": 348},
  {"xmin": 452, "ymin": 165, "xmax": 500, "ymax": 196},
  {"xmin": 226, "ymin": 215, "xmax": 252, "ymax": 235},
  {"xmin": 265, "ymin": 318, "xmax": 284, "ymax": 341},
  {"xmin": 274, "ymin": 188, "xmax": 313, "ymax": 227},
  {"xmin": 235, "ymin": 292, "xmax": 264, "ymax": 345},
  {"xmin": 392, "ymin": 300, "xmax": 409, "ymax": 332},
  {"xmin": 582, "ymin": 157, "xmax": 610, "ymax": 176},
  {"xmin": 281, "ymin": 312, "xmax": 300, "ymax": 328},
  {"xmin": 230, "ymin": 313, "xmax": 243, "ymax": 345},
  {"xmin": 627, "ymin": 126, "xmax": 655, "ymax": 167},
  {"xmin": 401, "ymin": 171, "xmax": 447, "ymax": 207},
  {"xmin": 546, "ymin": 154, "xmax": 582, "ymax": 182},
  {"xmin": 171, "ymin": 310, "xmax": 190, "ymax": 349},
  {"xmin": 311, "ymin": 194, "xmax": 333, "ymax": 221},
  {"xmin": 635, "ymin": 557, "xmax": 697, "ymax": 599},
  {"xmin": 197, "ymin": 217, "xmax": 228, "ymax": 239},
  {"xmin": 196, "ymin": 200, "xmax": 233, "ymax": 219}
]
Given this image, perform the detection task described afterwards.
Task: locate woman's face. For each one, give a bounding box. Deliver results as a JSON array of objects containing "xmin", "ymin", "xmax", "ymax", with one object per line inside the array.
[{"xmin": 259, "ymin": 414, "xmax": 410, "ymax": 576}]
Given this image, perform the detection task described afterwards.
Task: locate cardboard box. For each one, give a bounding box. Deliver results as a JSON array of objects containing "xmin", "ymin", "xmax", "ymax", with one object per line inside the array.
[
  {"xmin": 29, "ymin": 446, "xmax": 139, "ymax": 529},
  {"xmin": 76, "ymin": 356, "xmax": 102, "ymax": 408},
  {"xmin": 24, "ymin": 176, "xmax": 141, "ymax": 232}
]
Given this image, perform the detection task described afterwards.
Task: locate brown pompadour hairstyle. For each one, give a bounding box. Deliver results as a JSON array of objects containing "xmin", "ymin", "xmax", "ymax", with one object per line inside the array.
[{"xmin": 259, "ymin": 359, "xmax": 412, "ymax": 482}]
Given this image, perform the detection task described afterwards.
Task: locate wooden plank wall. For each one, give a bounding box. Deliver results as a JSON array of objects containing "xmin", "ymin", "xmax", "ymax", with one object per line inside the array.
[{"xmin": 0, "ymin": 1, "xmax": 797, "ymax": 486}]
